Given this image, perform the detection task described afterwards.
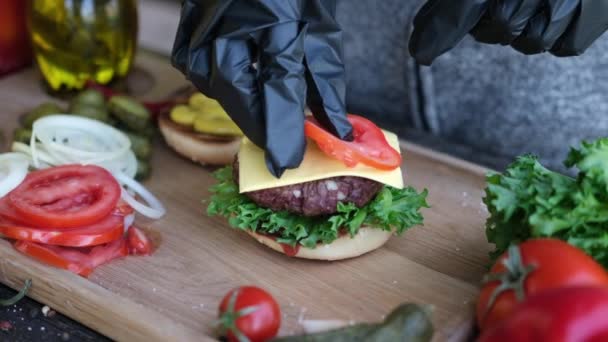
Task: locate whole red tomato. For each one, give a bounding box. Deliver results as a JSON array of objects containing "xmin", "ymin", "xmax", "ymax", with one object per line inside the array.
[
  {"xmin": 478, "ymin": 286, "xmax": 608, "ymax": 342},
  {"xmin": 218, "ymin": 286, "xmax": 281, "ymax": 342},
  {"xmin": 477, "ymin": 238, "xmax": 608, "ymax": 331}
]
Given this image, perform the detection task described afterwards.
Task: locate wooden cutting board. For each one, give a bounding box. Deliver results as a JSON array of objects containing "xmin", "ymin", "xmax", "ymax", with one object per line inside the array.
[{"xmin": 0, "ymin": 52, "xmax": 491, "ymax": 342}]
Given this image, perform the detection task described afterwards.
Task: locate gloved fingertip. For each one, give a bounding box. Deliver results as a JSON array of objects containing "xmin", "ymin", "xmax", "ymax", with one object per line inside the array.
[
  {"xmin": 408, "ymin": 34, "xmax": 439, "ymax": 66},
  {"xmin": 265, "ymin": 155, "xmax": 285, "ymax": 178}
]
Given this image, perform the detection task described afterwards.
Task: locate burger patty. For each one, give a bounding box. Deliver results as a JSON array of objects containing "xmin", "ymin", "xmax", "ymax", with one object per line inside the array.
[{"xmin": 233, "ymin": 159, "xmax": 383, "ymax": 216}]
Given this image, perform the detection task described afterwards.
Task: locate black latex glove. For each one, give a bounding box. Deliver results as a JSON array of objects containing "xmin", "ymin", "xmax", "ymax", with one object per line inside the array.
[
  {"xmin": 171, "ymin": 0, "xmax": 353, "ymax": 177},
  {"xmin": 409, "ymin": 0, "xmax": 608, "ymax": 65}
]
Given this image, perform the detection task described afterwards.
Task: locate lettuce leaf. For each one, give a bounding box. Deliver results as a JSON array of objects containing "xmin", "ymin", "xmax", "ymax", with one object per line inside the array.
[
  {"xmin": 207, "ymin": 166, "xmax": 429, "ymax": 248},
  {"xmin": 485, "ymin": 138, "xmax": 608, "ymax": 267}
]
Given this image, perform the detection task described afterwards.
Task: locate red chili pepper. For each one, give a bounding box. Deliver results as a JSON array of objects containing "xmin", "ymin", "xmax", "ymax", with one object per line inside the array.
[{"xmin": 478, "ymin": 286, "xmax": 608, "ymax": 342}]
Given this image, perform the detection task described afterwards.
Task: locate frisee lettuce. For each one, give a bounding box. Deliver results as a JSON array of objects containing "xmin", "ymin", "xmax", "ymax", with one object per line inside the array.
[
  {"xmin": 207, "ymin": 166, "xmax": 429, "ymax": 248},
  {"xmin": 485, "ymin": 138, "xmax": 608, "ymax": 267}
]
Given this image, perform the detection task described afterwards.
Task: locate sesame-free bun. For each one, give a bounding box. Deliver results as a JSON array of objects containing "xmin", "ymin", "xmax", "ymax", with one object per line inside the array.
[
  {"xmin": 246, "ymin": 227, "xmax": 392, "ymax": 261},
  {"xmin": 159, "ymin": 112, "xmax": 241, "ymax": 166}
]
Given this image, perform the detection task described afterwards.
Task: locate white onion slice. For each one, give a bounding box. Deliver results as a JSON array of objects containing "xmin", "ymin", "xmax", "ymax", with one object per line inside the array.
[
  {"xmin": 114, "ymin": 172, "xmax": 166, "ymax": 219},
  {"xmin": 124, "ymin": 213, "xmax": 135, "ymax": 232},
  {"xmin": 30, "ymin": 115, "xmax": 133, "ymax": 176},
  {"xmin": 11, "ymin": 142, "xmax": 54, "ymax": 168},
  {"xmin": 32, "ymin": 115, "xmax": 131, "ymax": 165},
  {"xmin": 0, "ymin": 153, "xmax": 30, "ymax": 197}
]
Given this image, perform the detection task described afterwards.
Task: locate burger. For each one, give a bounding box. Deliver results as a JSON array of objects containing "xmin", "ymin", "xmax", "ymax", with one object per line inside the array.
[
  {"xmin": 159, "ymin": 93, "xmax": 242, "ymax": 165},
  {"xmin": 207, "ymin": 114, "xmax": 428, "ymax": 260}
]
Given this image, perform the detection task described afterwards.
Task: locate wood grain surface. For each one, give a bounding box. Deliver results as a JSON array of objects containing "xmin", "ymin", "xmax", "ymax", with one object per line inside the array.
[{"xmin": 0, "ymin": 52, "xmax": 490, "ymax": 341}]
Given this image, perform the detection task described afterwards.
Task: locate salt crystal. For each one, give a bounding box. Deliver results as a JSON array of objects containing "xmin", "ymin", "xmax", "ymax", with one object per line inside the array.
[
  {"xmin": 27, "ymin": 327, "xmax": 32, "ymax": 331},
  {"xmin": 42, "ymin": 306, "xmax": 51, "ymax": 317}
]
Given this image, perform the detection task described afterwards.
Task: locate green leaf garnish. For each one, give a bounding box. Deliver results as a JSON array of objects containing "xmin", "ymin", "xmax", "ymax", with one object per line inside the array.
[{"xmin": 485, "ymin": 138, "xmax": 608, "ymax": 267}]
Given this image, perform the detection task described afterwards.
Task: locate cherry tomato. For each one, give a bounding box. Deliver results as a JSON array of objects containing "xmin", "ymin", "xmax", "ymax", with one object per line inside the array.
[
  {"xmin": 7, "ymin": 165, "xmax": 121, "ymax": 229},
  {"xmin": 14, "ymin": 237, "xmax": 128, "ymax": 277},
  {"xmin": 477, "ymin": 239, "xmax": 608, "ymax": 331},
  {"xmin": 478, "ymin": 286, "xmax": 608, "ymax": 342},
  {"xmin": 304, "ymin": 114, "xmax": 402, "ymax": 170},
  {"xmin": 218, "ymin": 286, "xmax": 281, "ymax": 342},
  {"xmin": 127, "ymin": 226, "xmax": 152, "ymax": 255}
]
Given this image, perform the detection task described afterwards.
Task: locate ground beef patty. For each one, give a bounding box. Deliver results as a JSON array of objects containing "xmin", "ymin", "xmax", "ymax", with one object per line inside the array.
[{"xmin": 233, "ymin": 159, "xmax": 383, "ymax": 216}]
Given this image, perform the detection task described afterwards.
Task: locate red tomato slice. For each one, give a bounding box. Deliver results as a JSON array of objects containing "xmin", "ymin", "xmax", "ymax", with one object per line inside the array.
[
  {"xmin": 7, "ymin": 165, "xmax": 121, "ymax": 229},
  {"xmin": 13, "ymin": 241, "xmax": 93, "ymax": 276},
  {"xmin": 127, "ymin": 226, "xmax": 152, "ymax": 255},
  {"xmin": 304, "ymin": 114, "xmax": 402, "ymax": 170},
  {"xmin": 13, "ymin": 238, "xmax": 128, "ymax": 277},
  {"xmin": 0, "ymin": 214, "xmax": 125, "ymax": 247}
]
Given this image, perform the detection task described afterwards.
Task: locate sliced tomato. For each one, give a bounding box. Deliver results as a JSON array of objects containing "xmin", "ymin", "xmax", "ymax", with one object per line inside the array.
[
  {"xmin": 13, "ymin": 241, "xmax": 93, "ymax": 276},
  {"xmin": 7, "ymin": 165, "xmax": 121, "ymax": 229},
  {"xmin": 0, "ymin": 214, "xmax": 124, "ymax": 247},
  {"xmin": 13, "ymin": 238, "xmax": 128, "ymax": 277},
  {"xmin": 127, "ymin": 226, "xmax": 152, "ymax": 255},
  {"xmin": 304, "ymin": 114, "xmax": 402, "ymax": 170},
  {"xmin": 115, "ymin": 200, "xmax": 134, "ymax": 217}
]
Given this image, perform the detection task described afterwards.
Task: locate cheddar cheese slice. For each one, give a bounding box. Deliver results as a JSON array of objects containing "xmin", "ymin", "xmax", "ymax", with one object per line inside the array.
[{"xmin": 238, "ymin": 130, "xmax": 404, "ymax": 193}]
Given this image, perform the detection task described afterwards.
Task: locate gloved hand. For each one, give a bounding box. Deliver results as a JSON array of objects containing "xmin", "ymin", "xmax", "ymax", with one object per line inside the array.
[
  {"xmin": 409, "ymin": 0, "xmax": 608, "ymax": 65},
  {"xmin": 171, "ymin": 0, "xmax": 353, "ymax": 177}
]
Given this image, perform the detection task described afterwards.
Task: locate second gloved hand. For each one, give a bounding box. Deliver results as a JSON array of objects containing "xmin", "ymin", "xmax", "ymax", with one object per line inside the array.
[
  {"xmin": 409, "ymin": 0, "xmax": 608, "ymax": 65},
  {"xmin": 171, "ymin": 0, "xmax": 353, "ymax": 177}
]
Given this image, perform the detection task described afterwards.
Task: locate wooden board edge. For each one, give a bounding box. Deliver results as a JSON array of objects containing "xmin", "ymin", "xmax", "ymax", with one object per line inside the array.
[
  {"xmin": 400, "ymin": 140, "xmax": 492, "ymax": 177},
  {"xmin": 0, "ymin": 241, "xmax": 212, "ymax": 342}
]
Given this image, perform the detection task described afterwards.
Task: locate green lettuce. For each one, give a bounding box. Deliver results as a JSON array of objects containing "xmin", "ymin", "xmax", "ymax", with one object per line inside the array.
[
  {"xmin": 207, "ymin": 167, "xmax": 429, "ymax": 248},
  {"xmin": 485, "ymin": 138, "xmax": 608, "ymax": 267}
]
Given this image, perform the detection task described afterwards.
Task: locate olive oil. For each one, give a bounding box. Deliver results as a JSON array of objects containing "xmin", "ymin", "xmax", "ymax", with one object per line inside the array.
[{"xmin": 29, "ymin": 0, "xmax": 138, "ymax": 91}]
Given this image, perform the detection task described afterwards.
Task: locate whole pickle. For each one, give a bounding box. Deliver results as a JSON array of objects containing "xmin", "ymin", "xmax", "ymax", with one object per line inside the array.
[
  {"xmin": 69, "ymin": 103, "xmax": 110, "ymax": 122},
  {"xmin": 135, "ymin": 159, "xmax": 151, "ymax": 180},
  {"xmin": 13, "ymin": 128, "xmax": 32, "ymax": 144},
  {"xmin": 273, "ymin": 304, "xmax": 434, "ymax": 342},
  {"xmin": 70, "ymin": 89, "xmax": 105, "ymax": 108},
  {"xmin": 108, "ymin": 95, "xmax": 151, "ymax": 132},
  {"xmin": 126, "ymin": 132, "xmax": 152, "ymax": 160},
  {"xmin": 22, "ymin": 102, "xmax": 65, "ymax": 128}
]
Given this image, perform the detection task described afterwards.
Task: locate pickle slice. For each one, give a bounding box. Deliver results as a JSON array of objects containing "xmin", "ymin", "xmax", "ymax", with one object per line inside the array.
[
  {"xmin": 170, "ymin": 105, "xmax": 197, "ymax": 126},
  {"xmin": 193, "ymin": 115, "xmax": 243, "ymax": 136}
]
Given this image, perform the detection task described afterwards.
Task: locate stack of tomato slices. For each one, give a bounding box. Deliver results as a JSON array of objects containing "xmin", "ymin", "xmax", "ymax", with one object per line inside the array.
[{"xmin": 0, "ymin": 164, "xmax": 153, "ymax": 277}]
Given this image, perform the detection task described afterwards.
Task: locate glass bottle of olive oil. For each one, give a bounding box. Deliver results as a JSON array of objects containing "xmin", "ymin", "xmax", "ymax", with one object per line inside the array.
[{"xmin": 28, "ymin": 0, "xmax": 138, "ymax": 91}]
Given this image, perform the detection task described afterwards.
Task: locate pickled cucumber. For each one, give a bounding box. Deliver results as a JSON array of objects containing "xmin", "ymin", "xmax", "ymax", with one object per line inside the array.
[
  {"xmin": 69, "ymin": 103, "xmax": 110, "ymax": 122},
  {"xmin": 135, "ymin": 159, "xmax": 151, "ymax": 180},
  {"xmin": 170, "ymin": 105, "xmax": 196, "ymax": 126},
  {"xmin": 22, "ymin": 102, "xmax": 65, "ymax": 128},
  {"xmin": 188, "ymin": 93, "xmax": 209, "ymax": 109},
  {"xmin": 170, "ymin": 93, "xmax": 243, "ymax": 136},
  {"xmin": 108, "ymin": 95, "xmax": 151, "ymax": 132},
  {"xmin": 13, "ymin": 128, "xmax": 33, "ymax": 144},
  {"xmin": 70, "ymin": 89, "xmax": 105, "ymax": 108},
  {"xmin": 126, "ymin": 132, "xmax": 152, "ymax": 160},
  {"xmin": 193, "ymin": 115, "xmax": 243, "ymax": 136}
]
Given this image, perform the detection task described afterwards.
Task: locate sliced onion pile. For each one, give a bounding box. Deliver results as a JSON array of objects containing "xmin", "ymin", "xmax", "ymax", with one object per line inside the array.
[
  {"xmin": 30, "ymin": 115, "xmax": 136, "ymax": 177},
  {"xmin": 5, "ymin": 114, "xmax": 165, "ymax": 220}
]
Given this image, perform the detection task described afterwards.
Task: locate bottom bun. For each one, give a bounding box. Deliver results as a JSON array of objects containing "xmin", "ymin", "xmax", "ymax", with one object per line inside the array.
[
  {"xmin": 159, "ymin": 112, "xmax": 241, "ymax": 165},
  {"xmin": 246, "ymin": 227, "xmax": 392, "ymax": 261}
]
